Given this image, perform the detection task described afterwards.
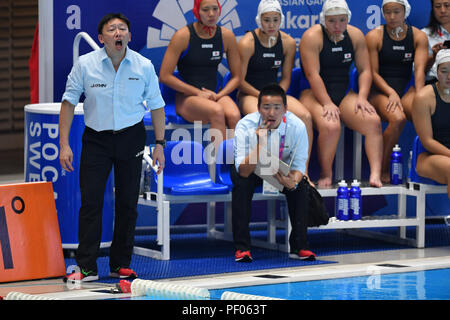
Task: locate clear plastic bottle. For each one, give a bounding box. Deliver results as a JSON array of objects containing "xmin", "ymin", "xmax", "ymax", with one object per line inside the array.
[
  {"xmin": 349, "ymin": 179, "xmax": 362, "ymax": 220},
  {"xmin": 336, "ymin": 180, "xmax": 349, "ymax": 221}
]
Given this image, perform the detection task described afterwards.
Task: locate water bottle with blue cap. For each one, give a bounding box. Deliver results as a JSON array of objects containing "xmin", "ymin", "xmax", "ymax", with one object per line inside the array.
[
  {"xmin": 349, "ymin": 179, "xmax": 362, "ymax": 220},
  {"xmin": 390, "ymin": 144, "xmax": 403, "ymax": 185},
  {"xmin": 336, "ymin": 180, "xmax": 349, "ymax": 221}
]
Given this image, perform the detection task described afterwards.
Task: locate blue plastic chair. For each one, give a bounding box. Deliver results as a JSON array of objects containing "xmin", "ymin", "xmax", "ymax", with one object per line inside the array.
[
  {"xmin": 404, "ymin": 75, "xmax": 415, "ymax": 94},
  {"xmin": 287, "ymin": 67, "xmax": 310, "ymax": 98},
  {"xmin": 151, "ymin": 140, "xmax": 230, "ymax": 195},
  {"xmin": 286, "ymin": 67, "xmax": 301, "ymax": 98},
  {"xmin": 349, "ymin": 66, "xmax": 359, "ymax": 92},
  {"xmin": 216, "ymin": 139, "xmax": 234, "ymax": 190},
  {"xmin": 215, "ymin": 139, "xmax": 264, "ymax": 193},
  {"xmin": 408, "ymin": 136, "xmax": 444, "ymax": 186}
]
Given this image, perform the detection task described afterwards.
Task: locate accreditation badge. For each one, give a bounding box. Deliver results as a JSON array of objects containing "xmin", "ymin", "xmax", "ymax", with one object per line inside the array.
[{"xmin": 262, "ymin": 179, "xmax": 279, "ymax": 195}]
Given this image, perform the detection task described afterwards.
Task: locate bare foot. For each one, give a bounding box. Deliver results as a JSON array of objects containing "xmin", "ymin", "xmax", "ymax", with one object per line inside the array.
[
  {"xmin": 370, "ymin": 174, "xmax": 383, "ymax": 188},
  {"xmin": 381, "ymin": 172, "xmax": 390, "ymax": 184},
  {"xmin": 317, "ymin": 176, "xmax": 332, "ymax": 188}
]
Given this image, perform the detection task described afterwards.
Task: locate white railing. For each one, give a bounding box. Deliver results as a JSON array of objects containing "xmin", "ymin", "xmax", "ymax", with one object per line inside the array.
[{"xmin": 73, "ymin": 32, "xmax": 100, "ymax": 64}]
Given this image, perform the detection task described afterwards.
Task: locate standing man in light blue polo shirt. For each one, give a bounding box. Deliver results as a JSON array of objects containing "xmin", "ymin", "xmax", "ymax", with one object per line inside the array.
[{"xmin": 59, "ymin": 13, "xmax": 165, "ymax": 282}]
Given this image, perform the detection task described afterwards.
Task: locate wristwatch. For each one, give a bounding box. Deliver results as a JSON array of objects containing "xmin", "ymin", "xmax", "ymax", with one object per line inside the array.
[{"xmin": 155, "ymin": 139, "xmax": 166, "ymax": 148}]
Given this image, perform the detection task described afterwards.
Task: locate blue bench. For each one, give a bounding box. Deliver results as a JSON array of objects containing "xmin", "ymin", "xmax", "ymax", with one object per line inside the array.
[{"xmin": 406, "ymin": 136, "xmax": 447, "ymax": 239}]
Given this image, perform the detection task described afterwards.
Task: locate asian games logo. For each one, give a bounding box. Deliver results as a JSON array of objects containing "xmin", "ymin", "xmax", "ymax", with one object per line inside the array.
[{"xmin": 139, "ymin": 0, "xmax": 241, "ymax": 74}]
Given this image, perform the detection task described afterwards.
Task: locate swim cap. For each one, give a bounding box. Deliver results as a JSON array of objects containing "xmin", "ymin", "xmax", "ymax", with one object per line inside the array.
[
  {"xmin": 319, "ymin": 0, "xmax": 352, "ymax": 26},
  {"xmin": 255, "ymin": 0, "xmax": 285, "ymax": 30},
  {"xmin": 381, "ymin": 0, "xmax": 411, "ymax": 19},
  {"xmin": 436, "ymin": 49, "xmax": 450, "ymax": 67},
  {"xmin": 193, "ymin": 0, "xmax": 222, "ymax": 23}
]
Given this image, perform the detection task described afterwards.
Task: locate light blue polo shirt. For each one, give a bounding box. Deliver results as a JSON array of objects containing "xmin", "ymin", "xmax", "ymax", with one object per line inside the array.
[
  {"xmin": 234, "ymin": 111, "xmax": 309, "ymax": 175},
  {"xmin": 62, "ymin": 46, "xmax": 165, "ymax": 131}
]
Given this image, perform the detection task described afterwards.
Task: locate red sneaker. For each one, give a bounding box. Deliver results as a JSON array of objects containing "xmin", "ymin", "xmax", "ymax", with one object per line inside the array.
[
  {"xmin": 63, "ymin": 268, "xmax": 99, "ymax": 282},
  {"xmin": 235, "ymin": 250, "xmax": 253, "ymax": 262},
  {"xmin": 109, "ymin": 267, "xmax": 138, "ymax": 279},
  {"xmin": 289, "ymin": 249, "xmax": 316, "ymax": 261}
]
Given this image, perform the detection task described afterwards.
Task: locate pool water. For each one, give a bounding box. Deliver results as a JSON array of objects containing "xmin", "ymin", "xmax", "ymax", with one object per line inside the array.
[{"xmin": 210, "ymin": 268, "xmax": 450, "ymax": 300}]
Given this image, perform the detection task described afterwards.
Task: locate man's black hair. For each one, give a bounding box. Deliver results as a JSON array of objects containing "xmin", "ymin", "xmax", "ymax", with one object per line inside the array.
[
  {"xmin": 257, "ymin": 83, "xmax": 287, "ymax": 107},
  {"xmin": 97, "ymin": 13, "xmax": 131, "ymax": 35}
]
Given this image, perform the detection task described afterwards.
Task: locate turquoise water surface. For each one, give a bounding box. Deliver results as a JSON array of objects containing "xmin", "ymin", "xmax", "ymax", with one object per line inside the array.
[{"xmin": 210, "ymin": 268, "xmax": 450, "ymax": 300}]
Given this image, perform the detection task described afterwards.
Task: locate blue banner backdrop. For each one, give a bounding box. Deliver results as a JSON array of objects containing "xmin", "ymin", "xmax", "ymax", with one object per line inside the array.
[
  {"xmin": 50, "ymin": 0, "xmax": 449, "ymax": 224},
  {"xmin": 53, "ymin": 0, "xmax": 431, "ymax": 101}
]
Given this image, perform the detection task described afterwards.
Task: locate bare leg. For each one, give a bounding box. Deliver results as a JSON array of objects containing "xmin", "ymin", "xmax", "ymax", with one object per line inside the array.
[
  {"xmin": 286, "ymin": 95, "xmax": 313, "ymax": 175},
  {"xmin": 238, "ymin": 93, "xmax": 258, "ymax": 116},
  {"xmin": 176, "ymin": 94, "xmax": 240, "ymax": 152},
  {"xmin": 300, "ymin": 90, "xmax": 341, "ymax": 187},
  {"xmin": 219, "ymin": 95, "xmax": 241, "ymax": 138},
  {"xmin": 400, "ymin": 88, "xmax": 416, "ymax": 121},
  {"xmin": 417, "ymin": 152, "xmax": 450, "ymax": 198},
  {"xmin": 369, "ymin": 92, "xmax": 407, "ymax": 183},
  {"xmin": 340, "ymin": 92, "xmax": 383, "ymax": 188}
]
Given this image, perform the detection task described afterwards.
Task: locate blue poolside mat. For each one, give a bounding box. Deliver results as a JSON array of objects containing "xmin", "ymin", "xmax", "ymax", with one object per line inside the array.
[
  {"xmin": 65, "ymin": 231, "xmax": 334, "ymax": 283},
  {"xmin": 64, "ymin": 223, "xmax": 450, "ymax": 283}
]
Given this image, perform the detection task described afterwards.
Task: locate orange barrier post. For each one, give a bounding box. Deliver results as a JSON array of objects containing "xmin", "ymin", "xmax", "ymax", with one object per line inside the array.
[{"xmin": 0, "ymin": 181, "xmax": 66, "ymax": 282}]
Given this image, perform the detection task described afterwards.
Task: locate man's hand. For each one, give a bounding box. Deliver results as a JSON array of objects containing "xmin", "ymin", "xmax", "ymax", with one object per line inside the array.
[
  {"xmin": 152, "ymin": 144, "xmax": 165, "ymax": 175},
  {"xmin": 60, "ymin": 144, "xmax": 74, "ymax": 172},
  {"xmin": 256, "ymin": 120, "xmax": 269, "ymax": 148},
  {"xmin": 274, "ymin": 171, "xmax": 298, "ymax": 190}
]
